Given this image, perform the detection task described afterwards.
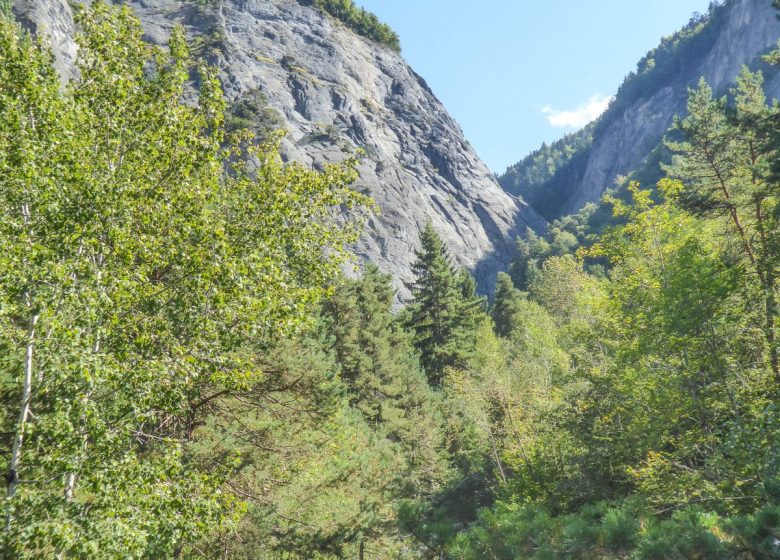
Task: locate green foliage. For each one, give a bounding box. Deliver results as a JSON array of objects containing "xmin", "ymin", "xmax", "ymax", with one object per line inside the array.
[
  {"xmin": 449, "ymin": 500, "xmax": 760, "ymax": 559},
  {"xmin": 498, "ymin": 2, "xmax": 728, "ymax": 221},
  {"xmin": 197, "ymin": 266, "xmax": 455, "ymax": 558},
  {"xmin": 666, "ymin": 69, "xmax": 779, "ymax": 381},
  {"xmin": 597, "ymin": 1, "xmax": 727, "ymax": 136},
  {"xmin": 2, "ymin": 3, "xmax": 779, "ymax": 558},
  {"xmin": 190, "ymin": 27, "xmax": 227, "ymax": 60},
  {"xmin": 508, "ymin": 205, "xmax": 603, "ymax": 293},
  {"xmin": 491, "ymin": 272, "xmax": 524, "ymax": 338},
  {"xmin": 323, "ymin": 264, "xmax": 451, "ymax": 497},
  {"xmin": 0, "ymin": 4, "xmax": 371, "ymax": 556},
  {"xmin": 225, "ymin": 89, "xmax": 284, "ymax": 141},
  {"xmin": 308, "ymin": 0, "xmax": 400, "ymax": 52},
  {"xmin": 406, "ymin": 223, "xmax": 486, "ymax": 386},
  {"xmin": 528, "ymin": 255, "xmax": 600, "ymax": 324},
  {"xmin": 301, "ymin": 122, "xmax": 343, "ymax": 145},
  {"xmin": 200, "ymin": 370, "xmax": 404, "ymax": 557},
  {"xmin": 498, "ymin": 124, "xmax": 594, "ymax": 220},
  {"xmin": 442, "ymin": 69, "xmax": 780, "ymax": 560},
  {"xmin": 0, "ymin": 0, "xmax": 12, "ymax": 21}
]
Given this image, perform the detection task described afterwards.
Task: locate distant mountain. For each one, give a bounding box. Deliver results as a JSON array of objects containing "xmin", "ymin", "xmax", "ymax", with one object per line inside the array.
[
  {"xmin": 499, "ymin": 124, "xmax": 594, "ymax": 222},
  {"xmin": 12, "ymin": 0, "xmax": 545, "ymax": 299},
  {"xmin": 499, "ymin": 0, "xmax": 780, "ymax": 220}
]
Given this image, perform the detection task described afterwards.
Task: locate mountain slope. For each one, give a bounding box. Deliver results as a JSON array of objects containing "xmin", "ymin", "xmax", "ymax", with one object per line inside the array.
[
  {"xmin": 13, "ymin": 0, "xmax": 545, "ymax": 299},
  {"xmin": 500, "ymin": 0, "xmax": 780, "ymax": 218}
]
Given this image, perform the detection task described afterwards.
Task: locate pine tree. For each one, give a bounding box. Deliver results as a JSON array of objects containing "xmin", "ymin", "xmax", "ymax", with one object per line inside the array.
[
  {"xmin": 508, "ymin": 233, "xmax": 533, "ymax": 290},
  {"xmin": 666, "ymin": 71, "xmax": 780, "ymax": 382},
  {"xmin": 326, "ymin": 264, "xmax": 431, "ymax": 428},
  {"xmin": 323, "ymin": 264, "xmax": 450, "ymax": 495}
]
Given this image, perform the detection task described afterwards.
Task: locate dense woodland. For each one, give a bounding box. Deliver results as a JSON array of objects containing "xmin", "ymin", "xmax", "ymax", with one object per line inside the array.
[
  {"xmin": 1, "ymin": 3, "xmax": 780, "ymax": 559},
  {"xmin": 498, "ymin": 125, "xmax": 595, "ymax": 221}
]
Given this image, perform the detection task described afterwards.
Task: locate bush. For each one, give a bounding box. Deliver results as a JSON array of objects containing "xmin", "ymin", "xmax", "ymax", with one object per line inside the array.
[
  {"xmin": 602, "ymin": 507, "xmax": 639, "ymax": 550},
  {"xmin": 0, "ymin": 0, "xmax": 12, "ymax": 20},
  {"xmin": 225, "ymin": 89, "xmax": 284, "ymax": 141}
]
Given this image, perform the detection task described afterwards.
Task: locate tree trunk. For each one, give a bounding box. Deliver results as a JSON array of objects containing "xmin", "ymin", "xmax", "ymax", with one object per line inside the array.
[
  {"xmin": 5, "ymin": 312, "xmax": 40, "ymax": 532},
  {"xmin": 755, "ymin": 201, "xmax": 779, "ymax": 383}
]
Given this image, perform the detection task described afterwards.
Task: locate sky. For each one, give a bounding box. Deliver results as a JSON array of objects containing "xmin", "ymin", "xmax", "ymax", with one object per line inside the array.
[{"xmin": 354, "ymin": 0, "xmax": 714, "ymax": 173}]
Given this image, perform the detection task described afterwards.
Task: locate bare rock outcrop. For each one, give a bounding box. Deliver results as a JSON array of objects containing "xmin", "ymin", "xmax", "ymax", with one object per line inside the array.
[{"xmin": 12, "ymin": 0, "xmax": 545, "ymax": 299}]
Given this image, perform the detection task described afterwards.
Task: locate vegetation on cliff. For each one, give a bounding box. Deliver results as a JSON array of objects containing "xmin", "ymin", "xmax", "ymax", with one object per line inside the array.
[
  {"xmin": 499, "ymin": 125, "xmax": 594, "ymax": 221},
  {"xmin": 309, "ymin": 0, "xmax": 401, "ymax": 52},
  {"xmin": 498, "ymin": 1, "xmax": 730, "ymax": 221}
]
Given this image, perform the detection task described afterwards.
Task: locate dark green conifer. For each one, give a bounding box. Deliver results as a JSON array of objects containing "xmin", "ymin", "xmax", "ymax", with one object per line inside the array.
[
  {"xmin": 407, "ymin": 223, "xmax": 484, "ymax": 385},
  {"xmin": 491, "ymin": 272, "xmax": 525, "ymax": 338},
  {"xmin": 508, "ymin": 228, "xmax": 550, "ymax": 291},
  {"xmin": 323, "ymin": 264, "xmax": 449, "ymax": 494}
]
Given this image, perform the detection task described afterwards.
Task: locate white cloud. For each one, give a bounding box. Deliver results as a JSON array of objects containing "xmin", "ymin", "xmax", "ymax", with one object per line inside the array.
[{"xmin": 542, "ymin": 95, "xmax": 614, "ymax": 129}]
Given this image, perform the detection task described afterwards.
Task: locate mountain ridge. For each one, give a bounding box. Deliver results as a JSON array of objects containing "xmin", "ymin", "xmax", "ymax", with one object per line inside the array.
[{"xmin": 500, "ymin": 0, "xmax": 780, "ymax": 219}]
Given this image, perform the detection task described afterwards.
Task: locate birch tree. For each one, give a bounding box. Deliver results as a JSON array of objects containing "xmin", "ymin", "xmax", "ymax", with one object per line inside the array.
[{"xmin": 0, "ymin": 4, "xmax": 370, "ymax": 556}]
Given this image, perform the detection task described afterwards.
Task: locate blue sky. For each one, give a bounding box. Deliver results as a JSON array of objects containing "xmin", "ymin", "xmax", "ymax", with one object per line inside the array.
[{"xmin": 354, "ymin": 0, "xmax": 714, "ymax": 173}]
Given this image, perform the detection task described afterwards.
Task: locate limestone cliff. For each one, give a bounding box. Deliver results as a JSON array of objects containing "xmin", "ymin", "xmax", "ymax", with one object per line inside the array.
[{"xmin": 12, "ymin": 0, "xmax": 545, "ymax": 299}]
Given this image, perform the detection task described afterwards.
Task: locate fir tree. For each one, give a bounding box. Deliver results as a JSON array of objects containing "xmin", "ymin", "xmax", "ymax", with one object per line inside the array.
[
  {"xmin": 325, "ymin": 264, "xmax": 432, "ymax": 429},
  {"xmin": 457, "ymin": 267, "xmax": 488, "ymax": 343},
  {"xmin": 508, "ymin": 227, "xmax": 551, "ymax": 291},
  {"xmin": 324, "ymin": 264, "xmax": 450, "ymax": 495},
  {"xmin": 491, "ymin": 272, "xmax": 525, "ymax": 338},
  {"xmin": 407, "ymin": 223, "xmax": 484, "ymax": 385}
]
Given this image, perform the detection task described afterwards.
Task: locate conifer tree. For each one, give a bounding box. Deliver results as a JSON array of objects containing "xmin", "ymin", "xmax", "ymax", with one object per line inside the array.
[
  {"xmin": 325, "ymin": 264, "xmax": 433, "ymax": 429},
  {"xmin": 491, "ymin": 272, "xmax": 525, "ymax": 338},
  {"xmin": 407, "ymin": 223, "xmax": 483, "ymax": 385},
  {"xmin": 666, "ymin": 71, "xmax": 779, "ymax": 381},
  {"xmin": 508, "ymin": 228, "xmax": 551, "ymax": 291},
  {"xmin": 324, "ymin": 264, "xmax": 450, "ymax": 494},
  {"xmin": 457, "ymin": 268, "xmax": 488, "ymax": 341}
]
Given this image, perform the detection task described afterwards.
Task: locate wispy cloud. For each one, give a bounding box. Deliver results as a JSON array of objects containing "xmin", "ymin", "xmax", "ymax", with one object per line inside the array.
[{"xmin": 542, "ymin": 95, "xmax": 613, "ymax": 128}]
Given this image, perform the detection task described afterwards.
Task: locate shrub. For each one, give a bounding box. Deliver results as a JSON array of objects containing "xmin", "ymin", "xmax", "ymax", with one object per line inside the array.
[{"xmin": 225, "ymin": 89, "xmax": 284, "ymax": 141}]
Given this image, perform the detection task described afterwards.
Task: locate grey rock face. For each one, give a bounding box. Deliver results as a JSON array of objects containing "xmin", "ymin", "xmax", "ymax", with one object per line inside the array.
[
  {"xmin": 11, "ymin": 0, "xmax": 77, "ymax": 80},
  {"xmin": 566, "ymin": 0, "xmax": 780, "ymax": 214},
  {"xmin": 14, "ymin": 0, "xmax": 545, "ymax": 300}
]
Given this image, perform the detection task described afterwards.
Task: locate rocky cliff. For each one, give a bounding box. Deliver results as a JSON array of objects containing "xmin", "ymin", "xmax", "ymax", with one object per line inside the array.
[
  {"xmin": 12, "ymin": 0, "xmax": 545, "ymax": 299},
  {"xmin": 501, "ymin": 0, "xmax": 780, "ymax": 218}
]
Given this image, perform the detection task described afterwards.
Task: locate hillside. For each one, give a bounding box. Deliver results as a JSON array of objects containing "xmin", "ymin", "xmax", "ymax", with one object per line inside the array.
[
  {"xmin": 499, "ymin": 0, "xmax": 780, "ymax": 219},
  {"xmin": 3, "ymin": 1, "xmax": 780, "ymax": 557}
]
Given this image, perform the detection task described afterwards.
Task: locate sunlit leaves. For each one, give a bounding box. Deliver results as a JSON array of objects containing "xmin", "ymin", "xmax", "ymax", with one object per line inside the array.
[{"xmin": 0, "ymin": 3, "xmax": 371, "ymax": 555}]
